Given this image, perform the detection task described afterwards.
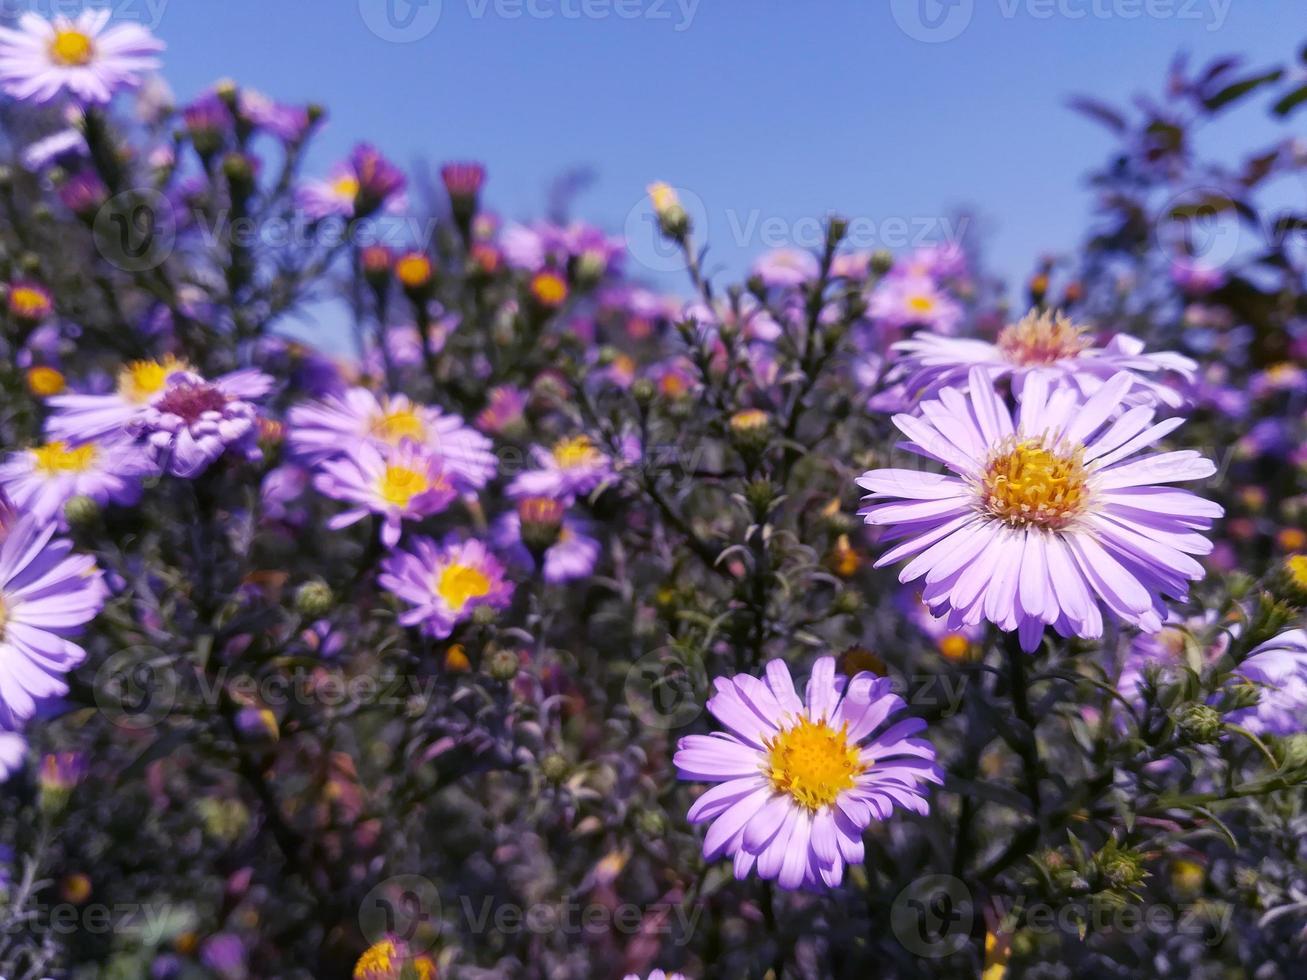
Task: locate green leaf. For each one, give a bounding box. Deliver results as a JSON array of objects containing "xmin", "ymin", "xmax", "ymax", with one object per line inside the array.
[{"xmin": 1202, "ymin": 69, "xmax": 1285, "ymax": 112}]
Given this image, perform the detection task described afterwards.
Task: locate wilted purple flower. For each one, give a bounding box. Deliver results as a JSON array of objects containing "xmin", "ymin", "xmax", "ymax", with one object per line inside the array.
[
  {"xmin": 858, "ymin": 369, "xmax": 1222, "ymax": 651},
  {"xmin": 379, "ymin": 536, "xmax": 513, "ymax": 639},
  {"xmin": 130, "ymin": 368, "xmax": 273, "ymax": 478},
  {"xmin": 0, "ymin": 10, "xmax": 164, "ymax": 104},
  {"xmin": 675, "ymin": 656, "xmax": 941, "ymax": 890}
]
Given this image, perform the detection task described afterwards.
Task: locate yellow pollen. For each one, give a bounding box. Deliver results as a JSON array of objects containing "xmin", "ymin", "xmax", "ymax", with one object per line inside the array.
[
  {"xmin": 333, "ymin": 175, "xmax": 360, "ymax": 199},
  {"xmin": 906, "ymin": 294, "xmax": 936, "ymax": 314},
  {"xmin": 981, "ymin": 438, "xmax": 1089, "ymax": 530},
  {"xmin": 530, "ymin": 272, "xmax": 568, "ymax": 307},
  {"xmin": 435, "ymin": 562, "xmax": 492, "ymax": 613},
  {"xmin": 26, "ymin": 366, "xmax": 65, "ymax": 397},
  {"xmin": 765, "ymin": 716, "xmax": 864, "ymax": 811},
  {"xmin": 395, "ymin": 253, "xmax": 432, "ymax": 288},
  {"xmin": 552, "ymin": 435, "xmax": 600, "ymax": 470},
  {"xmin": 371, "ymin": 408, "xmax": 426, "ymax": 445},
  {"xmin": 8, "ymin": 285, "xmax": 51, "ymax": 319},
  {"xmin": 1286, "ymin": 554, "xmax": 1307, "ymax": 592},
  {"xmin": 49, "ymin": 29, "xmax": 94, "ymax": 67},
  {"xmin": 376, "ymin": 463, "xmax": 432, "ymax": 507},
  {"xmin": 0, "ymin": 597, "xmax": 8, "ymax": 640},
  {"xmin": 31, "ymin": 441, "xmax": 98, "ymax": 475},
  {"xmin": 998, "ymin": 309, "xmax": 1091, "ymax": 366},
  {"xmin": 116, "ymin": 355, "xmax": 187, "ymax": 404}
]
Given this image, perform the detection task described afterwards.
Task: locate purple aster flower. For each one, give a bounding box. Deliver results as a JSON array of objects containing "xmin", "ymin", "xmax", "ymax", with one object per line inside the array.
[
  {"xmin": 858, "ymin": 368, "xmax": 1223, "ymax": 651},
  {"xmin": 675, "ymin": 656, "xmax": 941, "ymax": 891},
  {"xmin": 499, "ymin": 220, "xmax": 622, "ymax": 274},
  {"xmin": 1228, "ymin": 629, "xmax": 1307, "ymax": 736},
  {"xmin": 379, "ymin": 537, "xmax": 514, "ymax": 640},
  {"xmin": 493, "ymin": 501, "xmax": 600, "ymax": 583},
  {"xmin": 287, "ymin": 388, "xmax": 495, "ymax": 491},
  {"xmin": 893, "ymin": 243, "xmax": 968, "ymax": 282},
  {"xmin": 199, "ymin": 933, "xmax": 247, "ymax": 980},
  {"xmin": 0, "ymin": 436, "xmax": 151, "ymax": 524},
  {"xmin": 181, "ymin": 91, "xmax": 233, "ymax": 150},
  {"xmin": 314, "ymin": 440, "xmax": 457, "ymax": 548},
  {"xmin": 867, "ymin": 275, "xmax": 963, "ymax": 335},
  {"xmin": 0, "ymin": 10, "xmax": 164, "ymax": 104},
  {"xmin": 130, "ymin": 368, "xmax": 273, "ymax": 478},
  {"xmin": 507, "ymin": 435, "xmax": 614, "ymax": 500},
  {"xmin": 239, "ymin": 89, "xmax": 311, "ymax": 143},
  {"xmin": 297, "ymin": 143, "xmax": 406, "ymax": 221},
  {"xmin": 751, "ymin": 248, "xmax": 820, "ymax": 288},
  {"xmin": 45, "ymin": 354, "xmax": 190, "ymax": 443},
  {"xmin": 475, "ymin": 385, "xmax": 527, "ymax": 436},
  {"xmin": 0, "ymin": 732, "xmax": 26, "ymax": 782},
  {"xmin": 0, "ymin": 516, "xmax": 106, "ymax": 731},
  {"xmin": 892, "ymin": 309, "xmax": 1197, "ymax": 408},
  {"xmin": 22, "ymin": 128, "xmax": 87, "ymax": 171}
]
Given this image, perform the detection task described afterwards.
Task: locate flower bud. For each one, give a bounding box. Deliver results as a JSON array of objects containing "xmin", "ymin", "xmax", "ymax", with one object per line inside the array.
[
  {"xmin": 486, "ymin": 648, "xmax": 520, "ymax": 682},
  {"xmin": 444, "ymin": 644, "xmax": 471, "ymax": 673},
  {"xmin": 527, "ymin": 269, "xmax": 568, "ymax": 312},
  {"xmin": 729, "ymin": 408, "xmax": 770, "ymax": 458},
  {"xmin": 26, "ymin": 365, "xmax": 66, "ymax": 397},
  {"xmin": 295, "ymin": 579, "xmax": 334, "ymax": 618},
  {"xmin": 6, "ymin": 281, "xmax": 53, "ymax": 326},
  {"xmin": 395, "ymin": 251, "xmax": 434, "ymax": 299},
  {"xmin": 647, "ymin": 182, "xmax": 689, "ymax": 239},
  {"xmin": 541, "ymin": 752, "xmax": 570, "ymax": 783},
  {"xmin": 1174, "ymin": 702, "xmax": 1222, "ymax": 744},
  {"xmin": 870, "ymin": 249, "xmax": 895, "ymax": 276},
  {"xmin": 39, "ymin": 752, "xmax": 86, "ymax": 816},
  {"xmin": 517, "ymin": 496, "xmax": 565, "ymax": 558},
  {"xmin": 63, "ymin": 494, "xmax": 100, "ymax": 528}
]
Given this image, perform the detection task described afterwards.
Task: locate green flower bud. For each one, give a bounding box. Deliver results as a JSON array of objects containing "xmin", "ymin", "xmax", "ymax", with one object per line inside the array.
[
  {"xmin": 1175, "ymin": 702, "xmax": 1223, "ymax": 745},
  {"xmin": 870, "ymin": 249, "xmax": 895, "ymax": 276},
  {"xmin": 541, "ymin": 753, "xmax": 570, "ymax": 784},
  {"xmin": 63, "ymin": 495, "xmax": 100, "ymax": 528},
  {"xmin": 295, "ymin": 580, "xmax": 334, "ymax": 619},
  {"xmin": 487, "ymin": 648, "xmax": 520, "ymax": 682}
]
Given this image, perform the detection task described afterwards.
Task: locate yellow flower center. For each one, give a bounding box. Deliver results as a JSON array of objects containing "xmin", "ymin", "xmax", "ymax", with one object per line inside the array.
[
  {"xmin": 1286, "ymin": 554, "xmax": 1307, "ymax": 593},
  {"xmin": 371, "ymin": 408, "xmax": 426, "ymax": 445},
  {"xmin": 997, "ymin": 309, "xmax": 1091, "ymax": 366},
  {"xmin": 8, "ymin": 285, "xmax": 51, "ymax": 319},
  {"xmin": 31, "ymin": 441, "xmax": 98, "ymax": 475},
  {"xmin": 906, "ymin": 294, "xmax": 936, "ymax": 314},
  {"xmin": 333, "ymin": 175, "xmax": 360, "ymax": 200},
  {"xmin": 765, "ymin": 716, "xmax": 864, "ymax": 811},
  {"xmin": 395, "ymin": 253, "xmax": 433, "ymax": 288},
  {"xmin": 49, "ymin": 29, "xmax": 94, "ymax": 67},
  {"xmin": 552, "ymin": 435, "xmax": 600, "ymax": 470},
  {"xmin": 647, "ymin": 181, "xmax": 679, "ymax": 213},
  {"xmin": 0, "ymin": 597, "xmax": 8, "ymax": 640},
  {"xmin": 980, "ymin": 438, "xmax": 1089, "ymax": 530},
  {"xmin": 938, "ymin": 633, "xmax": 972, "ymax": 661},
  {"xmin": 116, "ymin": 356, "xmax": 187, "ymax": 404},
  {"xmin": 355, "ymin": 939, "xmax": 438, "ymax": 980},
  {"xmin": 376, "ymin": 463, "xmax": 433, "ymax": 508},
  {"xmin": 435, "ymin": 562, "xmax": 492, "ymax": 613},
  {"xmin": 26, "ymin": 366, "xmax": 66, "ymax": 397},
  {"xmin": 730, "ymin": 408, "xmax": 769, "ymax": 433},
  {"xmin": 530, "ymin": 271, "xmax": 568, "ymax": 307}
]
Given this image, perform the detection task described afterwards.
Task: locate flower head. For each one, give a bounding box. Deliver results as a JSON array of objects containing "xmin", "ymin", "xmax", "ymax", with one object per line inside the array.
[
  {"xmin": 45, "ymin": 354, "xmax": 189, "ymax": 442},
  {"xmin": 379, "ymin": 537, "xmax": 513, "ymax": 640},
  {"xmin": 858, "ymin": 369, "xmax": 1222, "ymax": 650},
  {"xmin": 892, "ymin": 309, "xmax": 1197, "ymax": 408},
  {"xmin": 0, "ymin": 10, "xmax": 163, "ymax": 104},
  {"xmin": 288, "ymin": 388, "xmax": 495, "ymax": 491},
  {"xmin": 315, "ymin": 440, "xmax": 457, "ymax": 547},
  {"xmin": 6, "ymin": 281, "xmax": 53, "ymax": 324},
  {"xmin": 0, "ymin": 437, "xmax": 150, "ymax": 524},
  {"xmin": 751, "ymin": 248, "xmax": 820, "ymax": 288},
  {"xmin": 354, "ymin": 936, "xmax": 437, "ymax": 980},
  {"xmin": 0, "ymin": 516, "xmax": 106, "ymax": 731},
  {"xmin": 1228, "ymin": 629, "xmax": 1307, "ymax": 736},
  {"xmin": 507, "ymin": 435, "xmax": 613, "ymax": 500},
  {"xmin": 868, "ymin": 275, "xmax": 963, "ymax": 335},
  {"xmin": 676, "ymin": 657, "xmax": 940, "ymax": 890},
  {"xmin": 131, "ymin": 368, "xmax": 273, "ymax": 478},
  {"xmin": 298, "ymin": 143, "xmax": 406, "ymax": 220}
]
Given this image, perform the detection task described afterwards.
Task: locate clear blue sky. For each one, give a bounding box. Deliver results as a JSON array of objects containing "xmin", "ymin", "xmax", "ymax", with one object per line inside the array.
[{"xmin": 144, "ymin": 0, "xmax": 1295, "ymax": 306}]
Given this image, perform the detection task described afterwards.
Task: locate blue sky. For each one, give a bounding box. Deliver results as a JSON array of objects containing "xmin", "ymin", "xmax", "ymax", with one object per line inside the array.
[{"xmin": 140, "ymin": 0, "xmax": 1295, "ymax": 309}]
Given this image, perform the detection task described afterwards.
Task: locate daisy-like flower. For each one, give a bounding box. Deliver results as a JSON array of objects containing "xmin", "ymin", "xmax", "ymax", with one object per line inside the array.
[
  {"xmin": 507, "ymin": 435, "xmax": 613, "ymax": 500},
  {"xmin": 315, "ymin": 440, "xmax": 457, "ymax": 547},
  {"xmin": 0, "ymin": 10, "xmax": 163, "ymax": 105},
  {"xmin": 297, "ymin": 143, "xmax": 406, "ymax": 221},
  {"xmin": 892, "ymin": 308, "xmax": 1197, "ymax": 408},
  {"xmin": 867, "ymin": 275, "xmax": 963, "ymax": 335},
  {"xmin": 6, "ymin": 281, "xmax": 53, "ymax": 325},
  {"xmin": 858, "ymin": 368, "xmax": 1223, "ymax": 651},
  {"xmin": 287, "ymin": 388, "xmax": 496, "ymax": 491},
  {"xmin": 0, "ymin": 437, "xmax": 150, "ymax": 524},
  {"xmin": 1228, "ymin": 629, "xmax": 1307, "ymax": 736},
  {"xmin": 0, "ymin": 516, "xmax": 106, "ymax": 731},
  {"xmin": 675, "ymin": 657, "xmax": 941, "ymax": 890},
  {"xmin": 353, "ymin": 935, "xmax": 437, "ymax": 980},
  {"xmin": 751, "ymin": 248, "xmax": 820, "ymax": 288},
  {"xmin": 45, "ymin": 354, "xmax": 189, "ymax": 442},
  {"xmin": 130, "ymin": 368, "xmax": 274, "ymax": 478},
  {"xmin": 493, "ymin": 500, "xmax": 600, "ymax": 583},
  {"xmin": 379, "ymin": 537, "xmax": 513, "ymax": 640}
]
